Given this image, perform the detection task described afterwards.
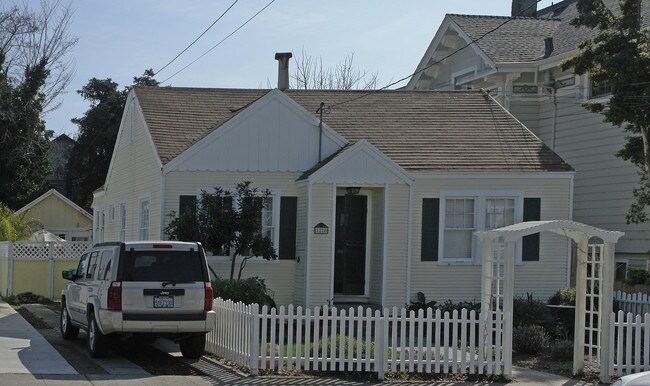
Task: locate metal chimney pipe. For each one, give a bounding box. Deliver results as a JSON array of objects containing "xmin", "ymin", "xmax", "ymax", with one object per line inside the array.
[{"xmin": 275, "ymin": 52, "xmax": 292, "ymax": 91}]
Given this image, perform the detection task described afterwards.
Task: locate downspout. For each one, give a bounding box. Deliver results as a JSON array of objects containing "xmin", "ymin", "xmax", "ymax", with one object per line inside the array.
[
  {"xmin": 545, "ymin": 85, "xmax": 558, "ymax": 151},
  {"xmin": 405, "ymin": 183, "xmax": 413, "ymax": 307}
]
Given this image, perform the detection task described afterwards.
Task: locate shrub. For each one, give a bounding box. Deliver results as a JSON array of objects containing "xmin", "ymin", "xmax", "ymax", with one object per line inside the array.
[
  {"xmin": 550, "ymin": 340, "xmax": 573, "ymax": 361},
  {"xmin": 625, "ymin": 269, "xmax": 650, "ymax": 286},
  {"xmin": 512, "ymin": 325, "xmax": 550, "ymax": 355},
  {"xmin": 512, "ymin": 293, "xmax": 552, "ymax": 327},
  {"xmin": 438, "ymin": 299, "xmax": 481, "ymax": 314},
  {"xmin": 409, "ymin": 292, "xmax": 436, "ymax": 313},
  {"xmin": 212, "ymin": 276, "xmax": 276, "ymax": 308},
  {"xmin": 548, "ymin": 287, "xmax": 576, "ymax": 306}
]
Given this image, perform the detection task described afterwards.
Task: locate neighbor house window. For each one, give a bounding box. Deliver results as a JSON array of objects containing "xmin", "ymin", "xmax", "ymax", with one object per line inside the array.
[
  {"xmin": 591, "ymin": 81, "xmax": 612, "ymax": 98},
  {"xmin": 120, "ymin": 202, "xmax": 127, "ymax": 241},
  {"xmin": 139, "ymin": 198, "xmax": 150, "ymax": 240},
  {"xmin": 98, "ymin": 209, "xmax": 105, "ymax": 243},
  {"xmin": 108, "ymin": 204, "xmax": 115, "ymax": 224},
  {"xmin": 438, "ymin": 191, "xmax": 523, "ymax": 264}
]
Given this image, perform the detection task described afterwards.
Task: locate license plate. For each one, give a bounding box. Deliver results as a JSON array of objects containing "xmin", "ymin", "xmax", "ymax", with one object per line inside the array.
[{"xmin": 154, "ymin": 295, "xmax": 174, "ymax": 308}]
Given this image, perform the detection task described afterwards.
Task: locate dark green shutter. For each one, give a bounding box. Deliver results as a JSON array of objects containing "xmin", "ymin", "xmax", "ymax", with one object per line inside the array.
[
  {"xmin": 421, "ymin": 198, "xmax": 440, "ymax": 261},
  {"xmin": 179, "ymin": 195, "xmax": 197, "ymax": 217},
  {"xmin": 522, "ymin": 198, "xmax": 541, "ymax": 261},
  {"xmin": 279, "ymin": 196, "xmax": 297, "ymax": 260}
]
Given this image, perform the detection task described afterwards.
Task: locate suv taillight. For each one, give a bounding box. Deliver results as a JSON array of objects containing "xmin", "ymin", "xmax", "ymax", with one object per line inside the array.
[
  {"xmin": 204, "ymin": 282, "xmax": 213, "ymax": 311},
  {"xmin": 108, "ymin": 281, "xmax": 122, "ymax": 310}
]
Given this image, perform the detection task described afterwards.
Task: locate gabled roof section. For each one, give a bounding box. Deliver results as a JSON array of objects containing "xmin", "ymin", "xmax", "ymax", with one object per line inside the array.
[
  {"xmin": 133, "ymin": 87, "xmax": 573, "ymax": 173},
  {"xmin": 448, "ymin": 14, "xmax": 561, "ymax": 62},
  {"xmin": 298, "ymin": 140, "xmax": 413, "ymax": 185},
  {"xmin": 134, "ymin": 87, "xmax": 270, "ymax": 165},
  {"xmin": 15, "ymin": 189, "xmax": 92, "ymax": 219}
]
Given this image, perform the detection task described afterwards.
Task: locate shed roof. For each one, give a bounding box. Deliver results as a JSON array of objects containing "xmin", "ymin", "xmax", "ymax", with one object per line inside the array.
[{"xmin": 133, "ymin": 86, "xmax": 573, "ymax": 173}]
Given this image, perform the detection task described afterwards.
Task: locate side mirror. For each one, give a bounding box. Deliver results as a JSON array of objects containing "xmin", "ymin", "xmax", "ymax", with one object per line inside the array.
[{"xmin": 62, "ymin": 269, "xmax": 77, "ymax": 281}]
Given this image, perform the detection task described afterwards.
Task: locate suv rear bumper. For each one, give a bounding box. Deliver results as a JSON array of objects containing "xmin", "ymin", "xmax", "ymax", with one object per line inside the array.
[{"xmin": 98, "ymin": 309, "xmax": 216, "ymax": 334}]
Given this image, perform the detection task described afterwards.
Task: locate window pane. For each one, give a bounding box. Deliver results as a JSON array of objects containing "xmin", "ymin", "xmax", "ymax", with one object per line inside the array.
[
  {"xmin": 443, "ymin": 230, "xmax": 472, "ymax": 259},
  {"xmin": 445, "ymin": 198, "xmax": 474, "ymax": 229},
  {"xmin": 486, "ymin": 198, "xmax": 515, "ymax": 230}
]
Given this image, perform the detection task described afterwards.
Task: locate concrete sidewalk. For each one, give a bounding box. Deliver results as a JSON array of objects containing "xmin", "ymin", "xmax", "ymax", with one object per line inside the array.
[
  {"xmin": 0, "ymin": 300, "xmax": 76, "ymax": 375},
  {"xmin": 0, "ymin": 300, "xmax": 600, "ymax": 385}
]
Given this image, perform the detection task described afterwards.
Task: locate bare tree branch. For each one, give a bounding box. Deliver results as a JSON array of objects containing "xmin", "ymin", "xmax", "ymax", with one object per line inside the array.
[{"xmin": 292, "ymin": 47, "xmax": 378, "ymax": 90}]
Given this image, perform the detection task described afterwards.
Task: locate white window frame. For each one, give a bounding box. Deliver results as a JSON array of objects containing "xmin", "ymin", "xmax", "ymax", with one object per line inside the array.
[
  {"xmin": 138, "ymin": 194, "xmax": 150, "ymax": 241},
  {"xmin": 198, "ymin": 187, "xmax": 281, "ymax": 263},
  {"xmin": 108, "ymin": 204, "xmax": 115, "ymax": 224},
  {"xmin": 98, "ymin": 209, "xmax": 105, "ymax": 243},
  {"xmin": 438, "ymin": 190, "xmax": 524, "ymax": 265},
  {"xmin": 119, "ymin": 201, "xmax": 127, "ymax": 242}
]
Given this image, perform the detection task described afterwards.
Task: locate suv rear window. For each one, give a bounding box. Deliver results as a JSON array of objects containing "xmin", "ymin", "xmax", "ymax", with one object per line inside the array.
[{"xmin": 120, "ymin": 250, "xmax": 205, "ymax": 282}]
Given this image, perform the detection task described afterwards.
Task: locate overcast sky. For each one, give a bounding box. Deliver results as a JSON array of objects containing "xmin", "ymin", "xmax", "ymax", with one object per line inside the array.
[{"xmin": 11, "ymin": 0, "xmax": 556, "ymax": 137}]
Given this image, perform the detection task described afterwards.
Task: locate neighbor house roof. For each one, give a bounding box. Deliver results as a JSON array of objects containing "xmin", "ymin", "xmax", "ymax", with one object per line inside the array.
[
  {"xmin": 14, "ymin": 189, "xmax": 92, "ymax": 219},
  {"xmin": 133, "ymin": 86, "xmax": 573, "ymax": 173},
  {"xmin": 448, "ymin": 0, "xmax": 649, "ymax": 63}
]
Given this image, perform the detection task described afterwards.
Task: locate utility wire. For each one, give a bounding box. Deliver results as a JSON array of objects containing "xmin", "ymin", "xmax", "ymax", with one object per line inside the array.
[
  {"xmin": 161, "ymin": 0, "xmax": 276, "ymax": 85},
  {"xmin": 327, "ymin": 0, "xmax": 543, "ymax": 110},
  {"xmin": 155, "ymin": 0, "xmax": 239, "ymax": 76}
]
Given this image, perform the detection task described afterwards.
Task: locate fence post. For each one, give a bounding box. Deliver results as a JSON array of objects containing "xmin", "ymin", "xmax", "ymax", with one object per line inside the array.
[
  {"xmin": 249, "ymin": 302, "xmax": 260, "ymax": 376},
  {"xmin": 375, "ymin": 309, "xmax": 385, "ymax": 380},
  {"xmin": 7, "ymin": 241, "xmax": 13, "ymax": 296},
  {"xmin": 600, "ymin": 242, "xmax": 615, "ymax": 384},
  {"xmin": 47, "ymin": 243, "xmax": 55, "ymax": 299}
]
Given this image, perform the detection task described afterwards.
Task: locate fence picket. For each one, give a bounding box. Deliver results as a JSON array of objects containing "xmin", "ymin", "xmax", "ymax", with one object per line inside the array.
[
  {"xmin": 626, "ymin": 312, "xmax": 633, "ymax": 374},
  {"xmin": 208, "ymin": 298, "xmax": 511, "ymax": 379}
]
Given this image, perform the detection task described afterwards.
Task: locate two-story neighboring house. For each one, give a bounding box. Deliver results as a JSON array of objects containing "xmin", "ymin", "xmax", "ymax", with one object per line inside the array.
[{"xmin": 407, "ymin": 0, "xmax": 650, "ymax": 279}]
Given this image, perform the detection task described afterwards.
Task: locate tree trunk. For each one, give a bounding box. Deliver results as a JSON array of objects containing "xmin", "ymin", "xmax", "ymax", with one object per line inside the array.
[{"xmin": 229, "ymin": 254, "xmax": 236, "ymax": 281}]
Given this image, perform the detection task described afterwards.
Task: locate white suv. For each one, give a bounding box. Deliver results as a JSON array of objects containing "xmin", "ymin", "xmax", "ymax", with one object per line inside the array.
[{"xmin": 60, "ymin": 241, "xmax": 216, "ymax": 358}]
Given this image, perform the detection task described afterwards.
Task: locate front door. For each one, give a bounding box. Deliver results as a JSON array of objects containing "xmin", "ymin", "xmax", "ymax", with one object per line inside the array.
[{"xmin": 334, "ymin": 195, "xmax": 367, "ymax": 295}]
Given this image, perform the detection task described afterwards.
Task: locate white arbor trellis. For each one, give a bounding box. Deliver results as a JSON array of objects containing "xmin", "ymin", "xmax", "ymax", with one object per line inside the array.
[{"xmin": 475, "ymin": 220, "xmax": 624, "ymax": 383}]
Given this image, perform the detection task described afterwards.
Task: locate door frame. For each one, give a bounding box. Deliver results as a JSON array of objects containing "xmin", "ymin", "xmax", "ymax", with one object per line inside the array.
[{"xmin": 331, "ymin": 187, "xmax": 372, "ymax": 301}]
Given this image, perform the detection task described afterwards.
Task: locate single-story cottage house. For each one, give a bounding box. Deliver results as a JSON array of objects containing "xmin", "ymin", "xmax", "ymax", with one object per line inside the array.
[{"xmin": 93, "ymin": 70, "xmax": 574, "ymax": 308}]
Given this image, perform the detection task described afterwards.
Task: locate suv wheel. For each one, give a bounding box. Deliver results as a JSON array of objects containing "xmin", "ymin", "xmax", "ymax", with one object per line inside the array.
[
  {"xmin": 60, "ymin": 302, "xmax": 79, "ymax": 340},
  {"xmin": 87, "ymin": 313, "xmax": 108, "ymax": 358},
  {"xmin": 179, "ymin": 333, "xmax": 206, "ymax": 359}
]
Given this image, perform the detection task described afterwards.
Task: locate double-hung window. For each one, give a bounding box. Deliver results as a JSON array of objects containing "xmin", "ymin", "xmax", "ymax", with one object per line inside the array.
[
  {"xmin": 437, "ymin": 191, "xmax": 523, "ymax": 264},
  {"xmin": 139, "ymin": 197, "xmax": 150, "ymax": 240}
]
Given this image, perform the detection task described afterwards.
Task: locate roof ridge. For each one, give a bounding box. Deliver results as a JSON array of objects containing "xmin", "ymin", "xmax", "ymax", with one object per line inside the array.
[{"xmin": 447, "ymin": 13, "xmax": 562, "ymax": 21}]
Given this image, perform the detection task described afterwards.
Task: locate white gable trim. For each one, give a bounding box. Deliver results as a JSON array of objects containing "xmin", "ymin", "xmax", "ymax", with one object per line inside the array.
[
  {"xmin": 307, "ymin": 140, "xmax": 413, "ymax": 185},
  {"xmin": 163, "ymin": 89, "xmax": 348, "ymax": 174},
  {"xmin": 407, "ymin": 16, "xmax": 496, "ymax": 89},
  {"xmin": 103, "ymin": 90, "xmax": 163, "ymax": 194},
  {"xmin": 14, "ymin": 189, "xmax": 92, "ymax": 219}
]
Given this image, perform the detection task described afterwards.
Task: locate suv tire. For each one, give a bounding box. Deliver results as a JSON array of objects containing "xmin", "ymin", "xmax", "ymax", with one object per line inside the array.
[
  {"xmin": 60, "ymin": 302, "xmax": 79, "ymax": 340},
  {"xmin": 179, "ymin": 333, "xmax": 206, "ymax": 359},
  {"xmin": 88, "ymin": 312, "xmax": 108, "ymax": 358}
]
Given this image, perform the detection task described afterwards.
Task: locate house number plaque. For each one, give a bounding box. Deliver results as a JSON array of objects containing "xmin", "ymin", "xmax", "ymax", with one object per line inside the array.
[{"xmin": 314, "ymin": 223, "xmax": 329, "ymax": 234}]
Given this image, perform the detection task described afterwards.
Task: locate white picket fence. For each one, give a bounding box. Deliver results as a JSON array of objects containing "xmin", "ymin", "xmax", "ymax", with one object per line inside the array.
[
  {"xmin": 207, "ymin": 298, "xmax": 510, "ymax": 379},
  {"xmin": 615, "ymin": 291, "xmax": 650, "ymax": 316},
  {"xmin": 610, "ymin": 311, "xmax": 650, "ymax": 376}
]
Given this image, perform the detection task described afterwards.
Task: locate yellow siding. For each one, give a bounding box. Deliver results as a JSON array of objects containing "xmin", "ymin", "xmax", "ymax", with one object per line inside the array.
[
  {"xmin": 0, "ymin": 258, "xmax": 8, "ymax": 296},
  {"xmin": 384, "ymin": 184, "xmax": 410, "ymax": 308},
  {"xmin": 165, "ymin": 171, "xmax": 304, "ymax": 306},
  {"xmin": 308, "ymin": 183, "xmax": 334, "ymax": 307},
  {"xmin": 410, "ymin": 177, "xmax": 572, "ymax": 303},
  {"xmin": 100, "ymin": 98, "xmax": 162, "ymax": 242},
  {"xmin": 23, "ymin": 194, "xmax": 92, "ymax": 233},
  {"xmin": 294, "ymin": 185, "xmax": 308, "ymax": 305}
]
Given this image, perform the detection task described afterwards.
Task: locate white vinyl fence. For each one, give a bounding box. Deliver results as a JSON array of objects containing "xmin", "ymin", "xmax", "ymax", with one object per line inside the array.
[
  {"xmin": 610, "ymin": 311, "xmax": 650, "ymax": 376},
  {"xmin": 615, "ymin": 291, "xmax": 650, "ymax": 316},
  {"xmin": 207, "ymin": 298, "xmax": 510, "ymax": 379}
]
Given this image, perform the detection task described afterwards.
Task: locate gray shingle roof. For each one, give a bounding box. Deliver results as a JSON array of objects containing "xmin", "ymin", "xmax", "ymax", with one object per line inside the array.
[
  {"xmin": 448, "ymin": 0, "xmax": 650, "ymax": 63},
  {"xmin": 133, "ymin": 86, "xmax": 573, "ymax": 173}
]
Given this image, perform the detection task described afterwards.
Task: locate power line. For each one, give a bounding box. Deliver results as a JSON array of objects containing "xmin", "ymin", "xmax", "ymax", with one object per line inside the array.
[
  {"xmin": 160, "ymin": 0, "xmax": 276, "ymax": 85},
  {"xmin": 155, "ymin": 0, "xmax": 239, "ymax": 76},
  {"xmin": 326, "ymin": 0, "xmax": 543, "ymax": 110}
]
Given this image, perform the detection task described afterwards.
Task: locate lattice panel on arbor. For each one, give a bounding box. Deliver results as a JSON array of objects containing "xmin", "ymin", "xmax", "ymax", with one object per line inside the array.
[{"xmin": 585, "ymin": 243, "xmax": 603, "ymax": 365}]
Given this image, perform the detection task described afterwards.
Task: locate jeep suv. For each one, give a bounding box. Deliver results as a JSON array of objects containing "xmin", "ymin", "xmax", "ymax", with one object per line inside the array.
[{"xmin": 60, "ymin": 241, "xmax": 216, "ymax": 358}]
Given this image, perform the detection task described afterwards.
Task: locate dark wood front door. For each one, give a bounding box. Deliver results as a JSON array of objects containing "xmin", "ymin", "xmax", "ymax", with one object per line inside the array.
[{"xmin": 334, "ymin": 195, "xmax": 367, "ymax": 295}]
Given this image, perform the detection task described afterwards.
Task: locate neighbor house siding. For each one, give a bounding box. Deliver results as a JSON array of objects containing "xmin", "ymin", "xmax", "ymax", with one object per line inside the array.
[
  {"xmin": 100, "ymin": 97, "xmax": 162, "ymax": 242},
  {"xmin": 410, "ymin": 176, "xmax": 572, "ymax": 303},
  {"xmin": 164, "ymin": 170, "xmax": 303, "ymax": 306},
  {"xmin": 383, "ymin": 184, "xmax": 410, "ymax": 308},
  {"xmin": 307, "ymin": 183, "xmax": 335, "ymax": 307},
  {"xmin": 23, "ymin": 195, "xmax": 92, "ymax": 239},
  {"xmin": 511, "ymin": 97, "xmax": 650, "ymax": 259}
]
